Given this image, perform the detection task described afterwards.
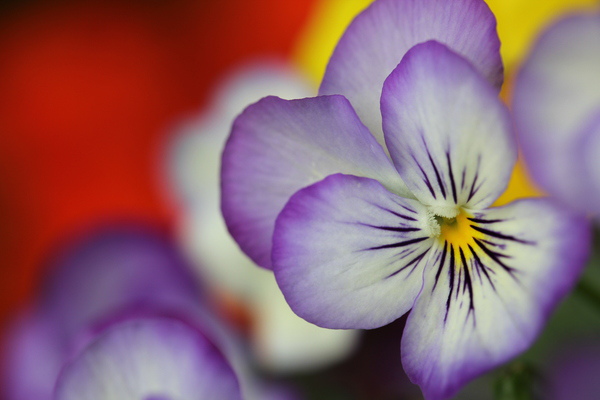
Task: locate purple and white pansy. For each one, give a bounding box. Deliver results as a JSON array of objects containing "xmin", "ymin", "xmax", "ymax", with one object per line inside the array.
[
  {"xmin": 513, "ymin": 12, "xmax": 600, "ymax": 216},
  {"xmin": 221, "ymin": 0, "xmax": 591, "ymax": 399}
]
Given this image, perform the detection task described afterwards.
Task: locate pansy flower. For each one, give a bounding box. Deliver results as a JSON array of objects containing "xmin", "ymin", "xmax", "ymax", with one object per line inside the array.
[
  {"xmin": 221, "ymin": 0, "xmax": 590, "ymax": 398},
  {"xmin": 513, "ymin": 12, "xmax": 600, "ymax": 216}
]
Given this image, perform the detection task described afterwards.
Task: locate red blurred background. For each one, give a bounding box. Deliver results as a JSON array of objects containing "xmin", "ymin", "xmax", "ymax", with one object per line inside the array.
[{"xmin": 0, "ymin": 0, "xmax": 317, "ymax": 330}]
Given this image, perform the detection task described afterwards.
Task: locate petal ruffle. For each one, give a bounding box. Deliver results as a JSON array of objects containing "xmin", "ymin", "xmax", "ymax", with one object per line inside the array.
[
  {"xmin": 381, "ymin": 41, "xmax": 516, "ymax": 215},
  {"xmin": 513, "ymin": 13, "xmax": 600, "ymax": 214},
  {"xmin": 401, "ymin": 198, "xmax": 590, "ymax": 400},
  {"xmin": 273, "ymin": 174, "xmax": 435, "ymax": 330},
  {"xmin": 55, "ymin": 317, "xmax": 243, "ymax": 400},
  {"xmin": 319, "ymin": 0, "xmax": 503, "ymax": 148},
  {"xmin": 222, "ymin": 95, "xmax": 410, "ymax": 269}
]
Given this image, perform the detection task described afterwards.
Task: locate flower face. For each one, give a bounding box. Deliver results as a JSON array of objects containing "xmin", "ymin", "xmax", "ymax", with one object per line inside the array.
[
  {"xmin": 221, "ymin": 0, "xmax": 591, "ymax": 399},
  {"xmin": 513, "ymin": 12, "xmax": 600, "ymax": 215}
]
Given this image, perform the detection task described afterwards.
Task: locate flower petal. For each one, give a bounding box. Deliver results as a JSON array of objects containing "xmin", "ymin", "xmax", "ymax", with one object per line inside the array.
[
  {"xmin": 381, "ymin": 41, "xmax": 516, "ymax": 214},
  {"xmin": 222, "ymin": 95, "xmax": 410, "ymax": 269},
  {"xmin": 3, "ymin": 312, "xmax": 64, "ymax": 400},
  {"xmin": 401, "ymin": 198, "xmax": 590, "ymax": 400},
  {"xmin": 55, "ymin": 317, "xmax": 243, "ymax": 400},
  {"xmin": 273, "ymin": 173, "xmax": 435, "ymax": 330},
  {"xmin": 319, "ymin": 0, "xmax": 503, "ymax": 148},
  {"xmin": 42, "ymin": 226, "xmax": 200, "ymax": 340},
  {"xmin": 513, "ymin": 13, "xmax": 600, "ymax": 214}
]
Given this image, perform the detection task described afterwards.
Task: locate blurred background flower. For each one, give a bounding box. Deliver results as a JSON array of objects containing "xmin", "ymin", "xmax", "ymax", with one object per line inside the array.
[{"xmin": 2, "ymin": 0, "xmax": 600, "ymax": 399}]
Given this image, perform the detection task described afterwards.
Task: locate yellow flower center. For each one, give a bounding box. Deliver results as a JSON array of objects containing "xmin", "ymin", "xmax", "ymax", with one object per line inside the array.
[{"xmin": 437, "ymin": 210, "xmax": 485, "ymax": 259}]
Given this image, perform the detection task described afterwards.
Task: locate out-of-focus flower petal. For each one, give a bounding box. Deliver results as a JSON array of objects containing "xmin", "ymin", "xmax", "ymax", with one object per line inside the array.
[
  {"xmin": 41, "ymin": 226, "xmax": 199, "ymax": 340},
  {"xmin": 513, "ymin": 13, "xmax": 600, "ymax": 214},
  {"xmin": 3, "ymin": 313, "xmax": 64, "ymax": 400},
  {"xmin": 54, "ymin": 317, "xmax": 242, "ymax": 400},
  {"xmin": 273, "ymin": 174, "xmax": 433, "ymax": 329},
  {"xmin": 578, "ymin": 113, "xmax": 600, "ymax": 212},
  {"xmin": 253, "ymin": 272, "xmax": 359, "ymax": 372},
  {"xmin": 381, "ymin": 42, "xmax": 515, "ymax": 214},
  {"xmin": 401, "ymin": 198, "xmax": 590, "ymax": 400},
  {"xmin": 222, "ymin": 95, "xmax": 409, "ymax": 269},
  {"xmin": 485, "ymin": 0, "xmax": 599, "ymax": 71},
  {"xmin": 320, "ymin": 0, "xmax": 503, "ymax": 147}
]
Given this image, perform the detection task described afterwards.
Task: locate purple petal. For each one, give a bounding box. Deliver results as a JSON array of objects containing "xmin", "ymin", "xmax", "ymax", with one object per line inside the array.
[
  {"xmin": 3, "ymin": 312, "xmax": 64, "ymax": 400},
  {"xmin": 381, "ymin": 41, "xmax": 516, "ymax": 214},
  {"xmin": 513, "ymin": 13, "xmax": 600, "ymax": 214},
  {"xmin": 222, "ymin": 95, "xmax": 409, "ymax": 269},
  {"xmin": 54, "ymin": 317, "xmax": 242, "ymax": 400},
  {"xmin": 320, "ymin": 0, "xmax": 503, "ymax": 148},
  {"xmin": 273, "ymin": 173, "xmax": 434, "ymax": 329},
  {"xmin": 401, "ymin": 198, "xmax": 590, "ymax": 400},
  {"xmin": 40, "ymin": 225, "xmax": 200, "ymax": 341}
]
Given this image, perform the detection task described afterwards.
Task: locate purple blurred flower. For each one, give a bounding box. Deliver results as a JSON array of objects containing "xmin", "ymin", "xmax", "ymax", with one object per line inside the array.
[
  {"xmin": 513, "ymin": 12, "xmax": 600, "ymax": 216},
  {"xmin": 3, "ymin": 225, "xmax": 200, "ymax": 400},
  {"xmin": 3, "ymin": 225, "xmax": 298, "ymax": 400},
  {"xmin": 54, "ymin": 317, "xmax": 243, "ymax": 400},
  {"xmin": 221, "ymin": 0, "xmax": 591, "ymax": 399}
]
